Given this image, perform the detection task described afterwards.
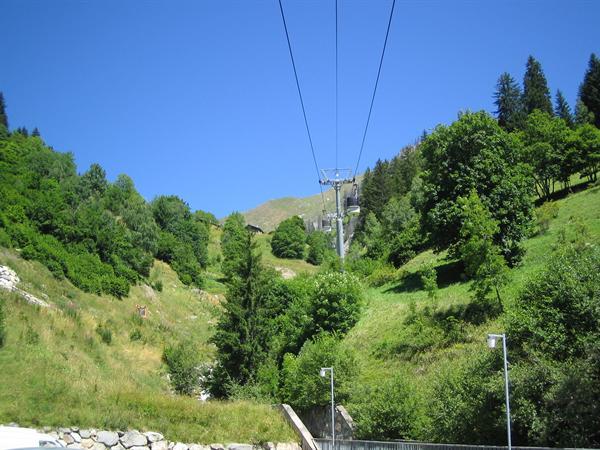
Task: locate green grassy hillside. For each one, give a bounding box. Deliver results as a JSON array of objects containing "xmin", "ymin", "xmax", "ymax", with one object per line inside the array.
[
  {"xmin": 342, "ymin": 184, "xmax": 600, "ymax": 420},
  {"xmin": 241, "ymin": 178, "xmax": 362, "ymax": 233},
  {"xmin": 0, "ymin": 249, "xmax": 295, "ymax": 443}
]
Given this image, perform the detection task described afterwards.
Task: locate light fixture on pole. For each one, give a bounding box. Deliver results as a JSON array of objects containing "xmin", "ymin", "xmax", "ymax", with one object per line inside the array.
[
  {"xmin": 487, "ymin": 333, "xmax": 511, "ymax": 450},
  {"xmin": 319, "ymin": 367, "xmax": 335, "ymax": 450}
]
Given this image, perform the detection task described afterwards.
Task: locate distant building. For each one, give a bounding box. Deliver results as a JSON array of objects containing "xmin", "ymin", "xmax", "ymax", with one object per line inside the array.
[{"xmin": 246, "ymin": 224, "xmax": 264, "ymax": 234}]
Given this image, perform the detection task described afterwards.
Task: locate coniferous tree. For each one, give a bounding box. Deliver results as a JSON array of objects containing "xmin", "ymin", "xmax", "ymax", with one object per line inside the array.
[
  {"xmin": 31, "ymin": 127, "xmax": 40, "ymax": 137},
  {"xmin": 579, "ymin": 53, "xmax": 600, "ymax": 128},
  {"xmin": 554, "ymin": 90, "xmax": 574, "ymax": 128},
  {"xmin": 494, "ymin": 72, "xmax": 525, "ymax": 131},
  {"xmin": 0, "ymin": 92, "xmax": 7, "ymax": 129},
  {"xmin": 575, "ymin": 99, "xmax": 595, "ymax": 126},
  {"xmin": 522, "ymin": 56, "xmax": 553, "ymax": 115}
]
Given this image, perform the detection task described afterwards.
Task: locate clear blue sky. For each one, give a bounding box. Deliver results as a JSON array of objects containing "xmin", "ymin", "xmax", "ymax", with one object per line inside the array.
[{"xmin": 1, "ymin": 1, "xmax": 598, "ymax": 218}]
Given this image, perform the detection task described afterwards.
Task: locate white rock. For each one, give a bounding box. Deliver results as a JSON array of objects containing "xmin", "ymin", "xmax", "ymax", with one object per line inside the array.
[
  {"xmin": 227, "ymin": 444, "xmax": 252, "ymax": 450},
  {"xmin": 173, "ymin": 443, "xmax": 188, "ymax": 450},
  {"xmin": 71, "ymin": 432, "xmax": 82, "ymax": 442},
  {"xmin": 80, "ymin": 429, "xmax": 93, "ymax": 439},
  {"xmin": 188, "ymin": 445, "xmax": 203, "ymax": 450},
  {"xmin": 97, "ymin": 431, "xmax": 120, "ymax": 447},
  {"xmin": 145, "ymin": 432, "xmax": 164, "ymax": 443},
  {"xmin": 151, "ymin": 441, "xmax": 169, "ymax": 450},
  {"xmin": 121, "ymin": 430, "xmax": 148, "ymax": 448},
  {"xmin": 210, "ymin": 445, "xmax": 225, "ymax": 450},
  {"xmin": 262, "ymin": 443, "xmax": 276, "ymax": 450},
  {"xmin": 81, "ymin": 438, "xmax": 95, "ymax": 449},
  {"xmin": 130, "ymin": 447, "xmax": 150, "ymax": 450},
  {"xmin": 93, "ymin": 444, "xmax": 108, "ymax": 450},
  {"xmin": 67, "ymin": 444, "xmax": 82, "ymax": 449},
  {"xmin": 111, "ymin": 444, "xmax": 126, "ymax": 450},
  {"xmin": 63, "ymin": 434, "xmax": 75, "ymax": 444}
]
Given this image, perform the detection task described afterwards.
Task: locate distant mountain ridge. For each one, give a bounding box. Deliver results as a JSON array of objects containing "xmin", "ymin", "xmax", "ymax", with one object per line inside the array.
[{"xmin": 241, "ymin": 179, "xmax": 361, "ymax": 232}]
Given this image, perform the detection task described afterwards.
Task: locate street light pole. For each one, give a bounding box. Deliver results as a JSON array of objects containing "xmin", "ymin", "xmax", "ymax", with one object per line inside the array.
[
  {"xmin": 320, "ymin": 367, "xmax": 335, "ymax": 450},
  {"xmin": 487, "ymin": 333, "xmax": 511, "ymax": 450}
]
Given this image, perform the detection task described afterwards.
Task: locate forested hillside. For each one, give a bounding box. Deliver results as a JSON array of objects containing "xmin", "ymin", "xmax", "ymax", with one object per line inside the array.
[{"xmin": 1, "ymin": 52, "xmax": 599, "ymax": 448}]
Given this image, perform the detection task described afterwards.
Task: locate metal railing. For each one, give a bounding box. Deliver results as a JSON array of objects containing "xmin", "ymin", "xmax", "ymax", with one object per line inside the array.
[{"xmin": 314, "ymin": 439, "xmax": 593, "ymax": 450}]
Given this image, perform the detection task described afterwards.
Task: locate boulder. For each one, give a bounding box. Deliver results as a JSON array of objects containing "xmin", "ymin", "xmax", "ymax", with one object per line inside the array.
[
  {"xmin": 111, "ymin": 444, "xmax": 126, "ymax": 450},
  {"xmin": 80, "ymin": 429, "xmax": 93, "ymax": 439},
  {"xmin": 145, "ymin": 432, "xmax": 164, "ymax": 443},
  {"xmin": 227, "ymin": 444, "xmax": 252, "ymax": 450},
  {"xmin": 262, "ymin": 443, "xmax": 276, "ymax": 450},
  {"xmin": 210, "ymin": 445, "xmax": 225, "ymax": 450},
  {"xmin": 67, "ymin": 444, "xmax": 82, "ymax": 449},
  {"xmin": 97, "ymin": 431, "xmax": 120, "ymax": 447},
  {"xmin": 121, "ymin": 430, "xmax": 148, "ymax": 448},
  {"xmin": 71, "ymin": 432, "xmax": 82, "ymax": 442},
  {"xmin": 63, "ymin": 434, "xmax": 75, "ymax": 444},
  {"xmin": 150, "ymin": 441, "xmax": 168, "ymax": 450},
  {"xmin": 81, "ymin": 438, "xmax": 95, "ymax": 449},
  {"xmin": 173, "ymin": 443, "xmax": 188, "ymax": 450},
  {"xmin": 93, "ymin": 443, "xmax": 108, "ymax": 450}
]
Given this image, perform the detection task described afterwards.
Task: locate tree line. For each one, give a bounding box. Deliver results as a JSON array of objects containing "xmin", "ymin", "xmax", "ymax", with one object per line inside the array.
[{"xmin": 0, "ymin": 94, "xmax": 216, "ymax": 296}]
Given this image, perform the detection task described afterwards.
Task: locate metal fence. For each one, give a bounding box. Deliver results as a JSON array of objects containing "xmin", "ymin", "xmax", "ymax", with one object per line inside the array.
[{"xmin": 314, "ymin": 439, "xmax": 593, "ymax": 450}]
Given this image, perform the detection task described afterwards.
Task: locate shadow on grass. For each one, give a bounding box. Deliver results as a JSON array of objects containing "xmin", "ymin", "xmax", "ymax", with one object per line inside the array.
[
  {"xmin": 534, "ymin": 179, "xmax": 592, "ymax": 207},
  {"xmin": 384, "ymin": 259, "xmax": 465, "ymax": 294}
]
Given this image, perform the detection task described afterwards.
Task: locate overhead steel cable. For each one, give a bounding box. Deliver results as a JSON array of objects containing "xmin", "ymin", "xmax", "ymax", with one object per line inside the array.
[
  {"xmin": 353, "ymin": 0, "xmax": 396, "ymax": 178},
  {"xmin": 277, "ymin": 0, "xmax": 327, "ymax": 210},
  {"xmin": 335, "ymin": 0, "xmax": 339, "ymax": 171}
]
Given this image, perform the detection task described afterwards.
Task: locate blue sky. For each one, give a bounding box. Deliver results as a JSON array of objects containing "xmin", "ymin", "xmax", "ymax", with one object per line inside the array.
[{"xmin": 1, "ymin": 0, "xmax": 599, "ymax": 218}]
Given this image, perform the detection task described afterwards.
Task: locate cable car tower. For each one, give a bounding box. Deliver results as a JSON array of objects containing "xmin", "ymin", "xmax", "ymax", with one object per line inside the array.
[{"xmin": 319, "ymin": 169, "xmax": 359, "ymax": 260}]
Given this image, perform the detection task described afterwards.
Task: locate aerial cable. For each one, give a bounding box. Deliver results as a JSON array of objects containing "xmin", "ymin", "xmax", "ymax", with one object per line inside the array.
[
  {"xmin": 277, "ymin": 0, "xmax": 327, "ymax": 210},
  {"xmin": 335, "ymin": 0, "xmax": 339, "ymax": 171},
  {"xmin": 353, "ymin": 0, "xmax": 396, "ymax": 178}
]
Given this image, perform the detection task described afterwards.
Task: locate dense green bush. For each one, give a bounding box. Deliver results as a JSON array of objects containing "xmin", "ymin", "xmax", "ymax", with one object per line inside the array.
[
  {"xmin": 271, "ymin": 216, "xmax": 306, "ymax": 259},
  {"xmin": 280, "ymin": 334, "xmax": 357, "ymax": 411},
  {"xmin": 306, "ymin": 230, "xmax": 333, "ymax": 265},
  {"xmin": 162, "ymin": 340, "xmax": 202, "ymax": 396},
  {"xmin": 310, "ymin": 271, "xmax": 363, "ymax": 336},
  {"xmin": 0, "ymin": 298, "xmax": 5, "ymax": 348},
  {"xmin": 352, "ymin": 376, "xmax": 420, "ymax": 440},
  {"xmin": 535, "ymin": 201, "xmax": 560, "ymax": 234}
]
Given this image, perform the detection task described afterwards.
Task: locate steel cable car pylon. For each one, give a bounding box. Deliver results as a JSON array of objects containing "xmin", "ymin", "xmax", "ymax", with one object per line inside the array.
[{"xmin": 319, "ymin": 169, "xmax": 357, "ymax": 260}]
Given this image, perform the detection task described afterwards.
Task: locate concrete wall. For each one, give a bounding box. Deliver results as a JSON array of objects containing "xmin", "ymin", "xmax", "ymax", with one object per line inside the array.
[{"xmin": 298, "ymin": 406, "xmax": 355, "ymax": 441}]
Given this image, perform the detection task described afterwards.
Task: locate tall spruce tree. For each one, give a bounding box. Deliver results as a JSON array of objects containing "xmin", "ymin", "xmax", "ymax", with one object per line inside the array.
[
  {"xmin": 0, "ymin": 92, "xmax": 7, "ymax": 129},
  {"xmin": 554, "ymin": 90, "xmax": 574, "ymax": 128},
  {"xmin": 575, "ymin": 99, "xmax": 595, "ymax": 126},
  {"xmin": 494, "ymin": 72, "xmax": 525, "ymax": 131},
  {"xmin": 522, "ymin": 56, "xmax": 553, "ymax": 115},
  {"xmin": 579, "ymin": 53, "xmax": 600, "ymax": 128}
]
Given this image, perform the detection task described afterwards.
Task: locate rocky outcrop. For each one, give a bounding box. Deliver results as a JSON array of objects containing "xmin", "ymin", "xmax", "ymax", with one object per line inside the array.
[
  {"xmin": 10, "ymin": 426, "xmax": 302, "ymax": 450},
  {"xmin": 0, "ymin": 265, "xmax": 49, "ymax": 307}
]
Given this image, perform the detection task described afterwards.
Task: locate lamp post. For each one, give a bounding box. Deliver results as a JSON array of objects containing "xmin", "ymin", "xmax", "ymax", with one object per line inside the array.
[
  {"xmin": 319, "ymin": 367, "xmax": 335, "ymax": 450},
  {"xmin": 487, "ymin": 333, "xmax": 511, "ymax": 450}
]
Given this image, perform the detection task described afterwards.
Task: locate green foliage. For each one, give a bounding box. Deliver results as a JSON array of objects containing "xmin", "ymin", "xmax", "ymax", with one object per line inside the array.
[
  {"xmin": 95, "ymin": 323, "xmax": 113, "ymax": 345},
  {"xmin": 535, "ymin": 201, "xmax": 559, "ymax": 234},
  {"xmin": 0, "ymin": 299, "xmax": 5, "ymax": 348},
  {"xmin": 574, "ymin": 123, "xmax": 600, "ymax": 182},
  {"xmin": 271, "ymin": 215, "xmax": 306, "ymax": 259},
  {"xmin": 352, "ymin": 376, "xmax": 420, "ymax": 440},
  {"xmin": 421, "ymin": 111, "xmax": 533, "ymax": 264},
  {"xmin": 522, "ymin": 55, "xmax": 553, "ymax": 115},
  {"xmin": 0, "ymin": 92, "xmax": 8, "ymax": 129},
  {"xmin": 280, "ymin": 334, "xmax": 357, "ymax": 411},
  {"xmin": 519, "ymin": 110, "xmax": 576, "ymax": 196},
  {"xmin": 419, "ymin": 264, "xmax": 438, "ymax": 300},
  {"xmin": 129, "ymin": 328, "xmax": 143, "ymax": 342},
  {"xmin": 220, "ymin": 212, "xmax": 249, "ymax": 279},
  {"xmin": 365, "ymin": 264, "xmax": 398, "ymax": 287},
  {"xmin": 494, "ymin": 72, "xmax": 525, "ymax": 131},
  {"xmin": 162, "ymin": 340, "xmax": 201, "ymax": 396},
  {"xmin": 579, "ymin": 53, "xmax": 600, "ymax": 128},
  {"xmin": 554, "ymin": 90, "xmax": 574, "ymax": 128},
  {"xmin": 310, "ymin": 271, "xmax": 363, "ymax": 336},
  {"xmin": 306, "ymin": 230, "xmax": 333, "ymax": 265},
  {"xmin": 209, "ymin": 234, "xmax": 282, "ymax": 397},
  {"xmin": 574, "ymin": 99, "xmax": 595, "ymax": 126}
]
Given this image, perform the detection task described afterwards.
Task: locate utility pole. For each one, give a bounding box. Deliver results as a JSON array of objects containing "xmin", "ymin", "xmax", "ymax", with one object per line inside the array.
[{"xmin": 320, "ymin": 169, "xmax": 354, "ymax": 260}]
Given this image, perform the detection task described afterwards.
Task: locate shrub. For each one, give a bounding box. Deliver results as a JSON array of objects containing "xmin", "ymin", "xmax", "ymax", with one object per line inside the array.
[
  {"xmin": 162, "ymin": 340, "xmax": 201, "ymax": 395},
  {"xmin": 535, "ymin": 201, "xmax": 559, "ymax": 235},
  {"xmin": 129, "ymin": 328, "xmax": 143, "ymax": 342},
  {"xmin": 306, "ymin": 231, "xmax": 333, "ymax": 265},
  {"xmin": 366, "ymin": 264, "xmax": 398, "ymax": 287},
  {"xmin": 271, "ymin": 216, "xmax": 306, "ymax": 259},
  {"xmin": 419, "ymin": 264, "xmax": 438, "ymax": 300},
  {"xmin": 0, "ymin": 299, "xmax": 5, "ymax": 348},
  {"xmin": 352, "ymin": 376, "xmax": 420, "ymax": 440},
  {"xmin": 310, "ymin": 271, "xmax": 363, "ymax": 336},
  {"xmin": 280, "ymin": 334, "xmax": 357, "ymax": 411},
  {"xmin": 95, "ymin": 323, "xmax": 113, "ymax": 345}
]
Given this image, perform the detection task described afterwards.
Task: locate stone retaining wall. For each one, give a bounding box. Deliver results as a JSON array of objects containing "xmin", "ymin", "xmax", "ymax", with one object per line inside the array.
[{"xmin": 36, "ymin": 427, "xmax": 301, "ymax": 450}]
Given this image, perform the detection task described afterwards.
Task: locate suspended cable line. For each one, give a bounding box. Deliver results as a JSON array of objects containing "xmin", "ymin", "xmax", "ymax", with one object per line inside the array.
[
  {"xmin": 277, "ymin": 0, "xmax": 327, "ymax": 210},
  {"xmin": 353, "ymin": 0, "xmax": 396, "ymax": 178},
  {"xmin": 335, "ymin": 0, "xmax": 339, "ymax": 171}
]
